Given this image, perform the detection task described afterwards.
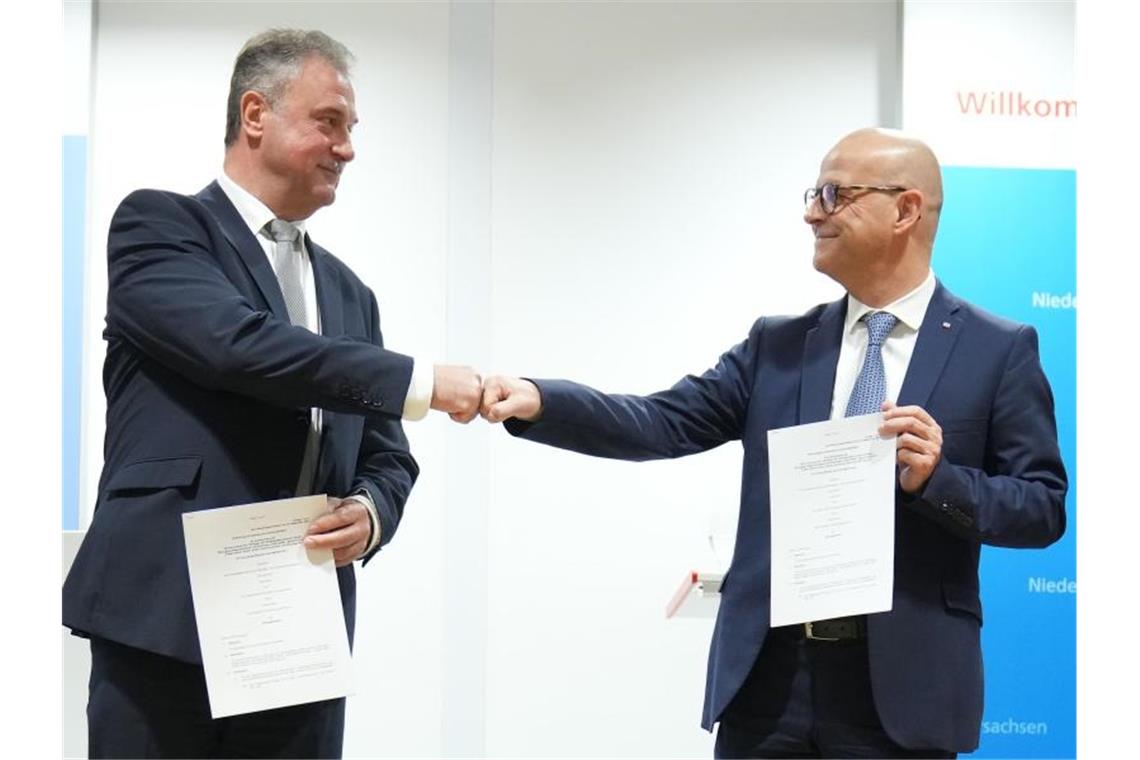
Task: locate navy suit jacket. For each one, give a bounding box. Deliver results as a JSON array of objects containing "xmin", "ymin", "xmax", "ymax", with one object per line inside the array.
[
  {"xmin": 63, "ymin": 182, "xmax": 419, "ymax": 665},
  {"xmin": 505, "ymin": 283, "xmax": 1066, "ymax": 752}
]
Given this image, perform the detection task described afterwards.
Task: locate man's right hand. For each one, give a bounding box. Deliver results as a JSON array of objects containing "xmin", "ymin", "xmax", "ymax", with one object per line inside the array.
[
  {"xmin": 431, "ymin": 365, "xmax": 483, "ymax": 423},
  {"xmin": 481, "ymin": 376, "xmax": 543, "ymax": 423}
]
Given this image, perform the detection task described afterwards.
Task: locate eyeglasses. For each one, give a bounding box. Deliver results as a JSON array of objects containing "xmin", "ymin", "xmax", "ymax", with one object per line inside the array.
[{"xmin": 803, "ymin": 183, "xmax": 909, "ymax": 215}]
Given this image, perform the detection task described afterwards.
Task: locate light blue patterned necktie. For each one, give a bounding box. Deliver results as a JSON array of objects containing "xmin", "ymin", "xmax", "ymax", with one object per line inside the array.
[{"xmin": 845, "ymin": 311, "xmax": 898, "ymax": 417}]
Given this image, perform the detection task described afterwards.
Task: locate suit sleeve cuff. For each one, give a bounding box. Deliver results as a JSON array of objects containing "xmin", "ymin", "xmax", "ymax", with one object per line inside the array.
[
  {"xmin": 401, "ymin": 357, "xmax": 433, "ymax": 421},
  {"xmin": 345, "ymin": 492, "xmax": 382, "ymax": 556}
]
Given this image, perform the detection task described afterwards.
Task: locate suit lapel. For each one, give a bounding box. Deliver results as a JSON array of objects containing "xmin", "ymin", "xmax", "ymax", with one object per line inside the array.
[
  {"xmin": 897, "ymin": 281, "xmax": 965, "ymax": 408},
  {"xmin": 196, "ymin": 182, "xmax": 291, "ymax": 321},
  {"xmin": 308, "ymin": 237, "xmax": 344, "ymax": 339},
  {"xmin": 798, "ymin": 297, "xmax": 847, "ymax": 425}
]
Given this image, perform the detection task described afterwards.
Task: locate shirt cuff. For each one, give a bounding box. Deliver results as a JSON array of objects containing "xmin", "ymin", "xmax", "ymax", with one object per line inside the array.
[
  {"xmin": 345, "ymin": 492, "xmax": 382, "ymax": 557},
  {"xmin": 402, "ymin": 357, "xmax": 433, "ymax": 421}
]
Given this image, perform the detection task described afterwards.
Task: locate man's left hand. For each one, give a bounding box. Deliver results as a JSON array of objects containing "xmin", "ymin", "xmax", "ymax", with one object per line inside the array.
[
  {"xmin": 304, "ymin": 496, "xmax": 370, "ymax": 567},
  {"xmin": 879, "ymin": 401, "xmax": 943, "ymax": 494}
]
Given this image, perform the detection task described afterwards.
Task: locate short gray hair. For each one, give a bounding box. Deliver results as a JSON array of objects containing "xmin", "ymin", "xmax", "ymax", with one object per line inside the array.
[{"xmin": 224, "ymin": 29, "xmax": 354, "ymax": 147}]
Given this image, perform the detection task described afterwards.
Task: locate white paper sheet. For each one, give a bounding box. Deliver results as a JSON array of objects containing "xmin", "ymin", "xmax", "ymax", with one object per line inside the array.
[
  {"xmin": 767, "ymin": 414, "xmax": 896, "ymax": 627},
  {"xmin": 182, "ymin": 495, "xmax": 355, "ymax": 718}
]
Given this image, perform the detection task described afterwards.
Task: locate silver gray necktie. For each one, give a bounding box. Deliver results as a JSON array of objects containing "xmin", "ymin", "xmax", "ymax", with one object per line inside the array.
[
  {"xmin": 264, "ymin": 219, "xmax": 318, "ymax": 495},
  {"xmin": 265, "ymin": 219, "xmax": 308, "ymax": 327}
]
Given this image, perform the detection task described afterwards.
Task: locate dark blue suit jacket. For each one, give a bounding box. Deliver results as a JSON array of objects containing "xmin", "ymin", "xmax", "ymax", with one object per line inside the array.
[
  {"xmin": 506, "ymin": 283, "xmax": 1066, "ymax": 752},
  {"xmin": 63, "ymin": 182, "xmax": 419, "ymax": 665}
]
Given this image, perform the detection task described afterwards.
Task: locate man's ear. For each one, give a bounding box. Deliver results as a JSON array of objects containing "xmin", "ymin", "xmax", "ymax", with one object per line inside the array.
[
  {"xmin": 894, "ymin": 189, "xmax": 924, "ymax": 233},
  {"xmin": 239, "ymin": 90, "xmax": 269, "ymax": 142}
]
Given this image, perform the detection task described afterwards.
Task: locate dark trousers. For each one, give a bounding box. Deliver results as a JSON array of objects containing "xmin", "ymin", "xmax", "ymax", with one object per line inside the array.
[
  {"xmin": 87, "ymin": 637, "xmax": 345, "ymax": 759},
  {"xmin": 714, "ymin": 626, "xmax": 955, "ymax": 759}
]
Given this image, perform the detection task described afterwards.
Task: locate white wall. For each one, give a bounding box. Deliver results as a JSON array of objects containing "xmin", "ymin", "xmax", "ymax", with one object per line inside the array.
[
  {"xmin": 486, "ymin": 2, "xmax": 898, "ymax": 755},
  {"xmin": 76, "ymin": 1, "xmax": 899, "ymax": 756}
]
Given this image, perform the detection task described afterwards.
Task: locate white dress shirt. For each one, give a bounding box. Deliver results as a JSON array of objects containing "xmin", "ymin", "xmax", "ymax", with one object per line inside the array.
[
  {"xmin": 829, "ymin": 269, "xmax": 937, "ymax": 420},
  {"xmin": 216, "ymin": 173, "xmax": 431, "ymax": 553}
]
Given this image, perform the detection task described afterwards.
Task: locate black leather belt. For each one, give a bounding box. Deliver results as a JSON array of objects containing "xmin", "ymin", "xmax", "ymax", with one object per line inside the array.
[{"xmin": 802, "ymin": 616, "xmax": 867, "ymax": 641}]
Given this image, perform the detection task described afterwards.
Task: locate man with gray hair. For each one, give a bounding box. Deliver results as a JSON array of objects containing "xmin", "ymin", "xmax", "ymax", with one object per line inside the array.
[{"xmin": 63, "ymin": 29, "xmax": 480, "ymax": 758}]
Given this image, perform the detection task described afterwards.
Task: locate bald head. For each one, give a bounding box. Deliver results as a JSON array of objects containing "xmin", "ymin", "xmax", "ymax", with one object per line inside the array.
[
  {"xmin": 827, "ymin": 127, "xmax": 943, "ymax": 218},
  {"xmin": 806, "ymin": 128, "xmax": 944, "ymax": 306}
]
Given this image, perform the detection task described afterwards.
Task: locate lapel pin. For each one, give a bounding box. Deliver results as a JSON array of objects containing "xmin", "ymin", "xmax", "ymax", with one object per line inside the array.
[{"xmin": 942, "ymin": 322, "xmax": 951, "ymax": 329}]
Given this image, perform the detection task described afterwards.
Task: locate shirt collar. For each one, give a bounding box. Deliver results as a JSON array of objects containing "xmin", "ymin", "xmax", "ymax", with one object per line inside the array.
[
  {"xmin": 844, "ymin": 269, "xmax": 936, "ymax": 335},
  {"xmin": 216, "ymin": 172, "xmax": 308, "ymax": 240}
]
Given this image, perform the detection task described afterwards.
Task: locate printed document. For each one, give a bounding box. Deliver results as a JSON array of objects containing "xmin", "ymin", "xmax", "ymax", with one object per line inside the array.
[
  {"xmin": 182, "ymin": 495, "xmax": 354, "ymax": 718},
  {"xmin": 767, "ymin": 414, "xmax": 895, "ymax": 626}
]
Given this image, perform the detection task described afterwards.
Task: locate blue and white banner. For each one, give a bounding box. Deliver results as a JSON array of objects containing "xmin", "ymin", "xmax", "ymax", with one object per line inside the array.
[{"xmin": 904, "ymin": 3, "xmax": 1075, "ymax": 757}]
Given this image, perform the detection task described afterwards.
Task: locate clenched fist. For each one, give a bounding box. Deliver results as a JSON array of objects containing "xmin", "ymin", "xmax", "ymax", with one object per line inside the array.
[
  {"xmin": 432, "ymin": 365, "xmax": 483, "ymax": 423},
  {"xmin": 481, "ymin": 375, "xmax": 543, "ymax": 423}
]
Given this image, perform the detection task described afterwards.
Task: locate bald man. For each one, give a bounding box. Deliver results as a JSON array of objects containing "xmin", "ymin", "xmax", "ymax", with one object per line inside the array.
[{"xmin": 479, "ymin": 128, "xmax": 1067, "ymax": 758}]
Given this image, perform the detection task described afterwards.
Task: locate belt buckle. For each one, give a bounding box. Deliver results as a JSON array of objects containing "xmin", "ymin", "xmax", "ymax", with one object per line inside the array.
[{"xmin": 804, "ymin": 621, "xmax": 840, "ymax": 642}]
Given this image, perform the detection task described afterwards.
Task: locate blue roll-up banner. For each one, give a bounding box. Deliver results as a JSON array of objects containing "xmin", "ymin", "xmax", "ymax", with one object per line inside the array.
[{"xmin": 904, "ymin": 3, "xmax": 1075, "ymax": 757}]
